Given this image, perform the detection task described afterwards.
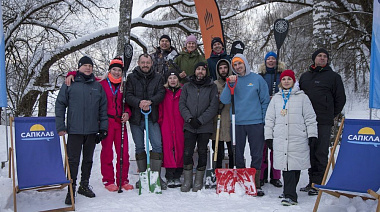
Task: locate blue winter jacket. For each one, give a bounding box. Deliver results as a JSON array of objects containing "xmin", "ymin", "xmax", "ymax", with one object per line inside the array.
[{"xmin": 207, "ymin": 51, "xmax": 230, "ymax": 81}]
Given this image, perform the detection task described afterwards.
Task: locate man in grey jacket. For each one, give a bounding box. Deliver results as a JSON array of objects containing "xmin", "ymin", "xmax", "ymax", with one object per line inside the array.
[
  {"xmin": 179, "ymin": 62, "xmax": 219, "ymax": 192},
  {"xmin": 55, "ymin": 56, "xmax": 108, "ymax": 205}
]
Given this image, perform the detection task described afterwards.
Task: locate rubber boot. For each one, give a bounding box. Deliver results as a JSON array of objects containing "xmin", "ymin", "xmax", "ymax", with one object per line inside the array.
[
  {"xmin": 255, "ymin": 170, "xmax": 265, "ymax": 196},
  {"xmin": 192, "ymin": 166, "xmax": 206, "ymax": 192},
  {"xmin": 181, "ymin": 164, "xmax": 193, "ymax": 192},
  {"xmin": 135, "ymin": 152, "xmax": 147, "ymax": 189},
  {"xmin": 150, "ymin": 152, "xmax": 167, "ymax": 190}
]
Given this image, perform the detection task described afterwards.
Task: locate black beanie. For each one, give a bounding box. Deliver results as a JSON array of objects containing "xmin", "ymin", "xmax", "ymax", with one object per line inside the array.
[
  {"xmin": 194, "ymin": 62, "xmax": 208, "ymax": 73},
  {"xmin": 211, "ymin": 37, "xmax": 224, "ymax": 48},
  {"xmin": 78, "ymin": 56, "xmax": 94, "ymax": 69},
  {"xmin": 312, "ymin": 48, "xmax": 329, "ymax": 63},
  {"xmin": 165, "ymin": 70, "xmax": 180, "ymax": 80},
  {"xmin": 160, "ymin": 35, "xmax": 171, "ymax": 45}
]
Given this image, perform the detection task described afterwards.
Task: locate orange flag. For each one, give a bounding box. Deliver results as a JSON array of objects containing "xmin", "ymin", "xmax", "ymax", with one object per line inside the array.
[{"xmin": 194, "ymin": 0, "xmax": 225, "ymax": 58}]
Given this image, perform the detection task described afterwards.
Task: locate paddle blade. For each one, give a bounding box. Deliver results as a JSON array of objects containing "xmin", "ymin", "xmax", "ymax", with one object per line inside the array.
[
  {"xmin": 215, "ymin": 168, "xmax": 257, "ymax": 196},
  {"xmin": 274, "ymin": 19, "xmax": 289, "ymax": 50},
  {"xmin": 138, "ymin": 168, "xmax": 162, "ymax": 195}
]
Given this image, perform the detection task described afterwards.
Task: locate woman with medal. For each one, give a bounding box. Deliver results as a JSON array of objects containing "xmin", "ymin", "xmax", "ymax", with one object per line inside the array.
[{"xmin": 264, "ymin": 69, "xmax": 318, "ymax": 206}]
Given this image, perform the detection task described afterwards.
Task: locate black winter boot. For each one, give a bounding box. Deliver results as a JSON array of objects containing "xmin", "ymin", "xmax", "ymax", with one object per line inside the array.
[
  {"xmin": 65, "ymin": 184, "xmax": 76, "ymax": 205},
  {"xmin": 181, "ymin": 164, "xmax": 193, "ymax": 192},
  {"xmin": 78, "ymin": 181, "xmax": 95, "ymax": 198},
  {"xmin": 135, "ymin": 152, "xmax": 147, "ymax": 189},
  {"xmin": 192, "ymin": 166, "xmax": 206, "ymax": 192},
  {"xmin": 150, "ymin": 152, "xmax": 167, "ymax": 190},
  {"xmin": 255, "ymin": 170, "xmax": 265, "ymax": 196}
]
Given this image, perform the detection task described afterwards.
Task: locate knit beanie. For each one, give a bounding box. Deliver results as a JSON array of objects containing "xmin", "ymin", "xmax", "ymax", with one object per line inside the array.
[
  {"xmin": 232, "ymin": 57, "xmax": 244, "ymax": 65},
  {"xmin": 211, "ymin": 37, "xmax": 224, "ymax": 48},
  {"xmin": 280, "ymin": 69, "xmax": 296, "ymax": 83},
  {"xmin": 160, "ymin": 34, "xmax": 171, "ymax": 45},
  {"xmin": 78, "ymin": 56, "xmax": 94, "ymax": 69},
  {"xmin": 109, "ymin": 57, "xmax": 124, "ymax": 70},
  {"xmin": 194, "ymin": 62, "xmax": 208, "ymax": 73},
  {"xmin": 165, "ymin": 70, "xmax": 180, "ymax": 80},
  {"xmin": 312, "ymin": 48, "xmax": 329, "ymax": 63},
  {"xmin": 264, "ymin": 51, "xmax": 277, "ymax": 62},
  {"xmin": 185, "ymin": 34, "xmax": 197, "ymax": 45}
]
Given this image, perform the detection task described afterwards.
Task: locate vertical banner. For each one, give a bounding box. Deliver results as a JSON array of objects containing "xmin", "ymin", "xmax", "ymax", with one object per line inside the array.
[
  {"xmin": 194, "ymin": 0, "xmax": 225, "ymax": 58},
  {"xmin": 369, "ymin": 0, "xmax": 380, "ymax": 109},
  {"xmin": 0, "ymin": 5, "xmax": 7, "ymax": 107},
  {"xmin": 14, "ymin": 117, "xmax": 68, "ymax": 189}
]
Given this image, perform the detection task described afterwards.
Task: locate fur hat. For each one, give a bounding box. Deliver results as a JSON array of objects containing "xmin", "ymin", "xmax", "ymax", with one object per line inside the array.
[
  {"xmin": 280, "ymin": 69, "xmax": 296, "ymax": 83},
  {"xmin": 185, "ymin": 34, "xmax": 197, "ymax": 45},
  {"xmin": 160, "ymin": 34, "xmax": 171, "ymax": 45},
  {"xmin": 109, "ymin": 57, "xmax": 123, "ymax": 70},
  {"xmin": 211, "ymin": 37, "xmax": 224, "ymax": 48},
  {"xmin": 78, "ymin": 56, "xmax": 93, "ymax": 69},
  {"xmin": 312, "ymin": 48, "xmax": 329, "ymax": 63}
]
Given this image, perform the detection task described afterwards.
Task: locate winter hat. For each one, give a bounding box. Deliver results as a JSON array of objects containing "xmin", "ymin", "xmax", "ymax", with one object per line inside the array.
[
  {"xmin": 194, "ymin": 62, "xmax": 208, "ymax": 73},
  {"xmin": 185, "ymin": 34, "xmax": 197, "ymax": 45},
  {"xmin": 211, "ymin": 37, "xmax": 224, "ymax": 48},
  {"xmin": 312, "ymin": 48, "xmax": 329, "ymax": 63},
  {"xmin": 264, "ymin": 51, "xmax": 277, "ymax": 62},
  {"xmin": 78, "ymin": 56, "xmax": 94, "ymax": 69},
  {"xmin": 232, "ymin": 57, "xmax": 244, "ymax": 65},
  {"xmin": 160, "ymin": 34, "xmax": 171, "ymax": 45},
  {"xmin": 280, "ymin": 69, "xmax": 296, "ymax": 83},
  {"xmin": 109, "ymin": 57, "xmax": 123, "ymax": 70},
  {"xmin": 165, "ymin": 70, "xmax": 180, "ymax": 80}
]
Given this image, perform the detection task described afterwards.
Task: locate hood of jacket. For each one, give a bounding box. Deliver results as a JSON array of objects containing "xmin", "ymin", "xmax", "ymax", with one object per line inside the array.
[
  {"xmin": 274, "ymin": 85, "xmax": 304, "ymax": 97},
  {"xmin": 231, "ymin": 53, "xmax": 252, "ymax": 76},
  {"xmin": 258, "ymin": 61, "xmax": 286, "ymax": 75}
]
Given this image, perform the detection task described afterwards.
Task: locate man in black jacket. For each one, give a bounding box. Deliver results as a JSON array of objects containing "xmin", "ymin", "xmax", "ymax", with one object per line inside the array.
[
  {"xmin": 150, "ymin": 34, "xmax": 178, "ymax": 80},
  {"xmin": 125, "ymin": 53, "xmax": 166, "ymax": 189},
  {"xmin": 179, "ymin": 62, "xmax": 219, "ymax": 192},
  {"xmin": 299, "ymin": 48, "xmax": 346, "ymax": 195},
  {"xmin": 55, "ymin": 56, "xmax": 108, "ymax": 204}
]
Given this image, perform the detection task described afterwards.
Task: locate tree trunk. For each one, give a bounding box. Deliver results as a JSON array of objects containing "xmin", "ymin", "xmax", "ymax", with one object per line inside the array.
[
  {"xmin": 117, "ymin": 0, "xmax": 133, "ymax": 56},
  {"xmin": 312, "ymin": 0, "xmax": 331, "ymax": 50}
]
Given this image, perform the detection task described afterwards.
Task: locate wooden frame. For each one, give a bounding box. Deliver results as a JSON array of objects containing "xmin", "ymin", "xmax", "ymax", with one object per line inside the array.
[
  {"xmin": 313, "ymin": 117, "xmax": 380, "ymax": 212},
  {"xmin": 9, "ymin": 117, "xmax": 75, "ymax": 212}
]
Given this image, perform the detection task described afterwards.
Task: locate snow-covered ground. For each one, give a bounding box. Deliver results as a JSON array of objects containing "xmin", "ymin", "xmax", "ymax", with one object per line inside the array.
[{"xmin": 0, "ymin": 97, "xmax": 379, "ymax": 212}]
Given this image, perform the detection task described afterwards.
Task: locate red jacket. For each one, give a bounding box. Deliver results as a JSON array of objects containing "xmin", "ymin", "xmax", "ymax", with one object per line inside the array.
[
  {"xmin": 158, "ymin": 88, "xmax": 184, "ymax": 168},
  {"xmin": 99, "ymin": 79, "xmax": 131, "ymax": 120}
]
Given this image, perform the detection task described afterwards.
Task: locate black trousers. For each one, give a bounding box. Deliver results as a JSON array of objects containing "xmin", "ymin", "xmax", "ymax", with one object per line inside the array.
[
  {"xmin": 309, "ymin": 124, "xmax": 331, "ymax": 184},
  {"xmin": 67, "ymin": 134, "xmax": 97, "ymax": 185},
  {"xmin": 283, "ymin": 170, "xmax": 301, "ymax": 202},
  {"xmin": 165, "ymin": 168, "xmax": 184, "ymax": 180},
  {"xmin": 183, "ymin": 130, "xmax": 210, "ymax": 169},
  {"xmin": 211, "ymin": 140, "xmax": 233, "ymax": 168}
]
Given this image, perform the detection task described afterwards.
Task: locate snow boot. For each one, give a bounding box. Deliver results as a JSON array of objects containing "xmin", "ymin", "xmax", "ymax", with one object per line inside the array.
[
  {"xmin": 255, "ymin": 170, "xmax": 265, "ymax": 196},
  {"xmin": 78, "ymin": 181, "xmax": 96, "ymax": 198},
  {"xmin": 64, "ymin": 184, "xmax": 75, "ymax": 205},
  {"xmin": 150, "ymin": 152, "xmax": 167, "ymax": 190},
  {"xmin": 181, "ymin": 164, "xmax": 193, "ymax": 192},
  {"xmin": 192, "ymin": 166, "xmax": 206, "ymax": 192},
  {"xmin": 135, "ymin": 152, "xmax": 147, "ymax": 189}
]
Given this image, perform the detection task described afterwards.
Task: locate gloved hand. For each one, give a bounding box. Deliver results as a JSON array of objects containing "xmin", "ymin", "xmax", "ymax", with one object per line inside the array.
[
  {"xmin": 95, "ymin": 130, "xmax": 108, "ymax": 144},
  {"xmin": 308, "ymin": 137, "xmax": 318, "ymax": 146},
  {"xmin": 265, "ymin": 139, "xmax": 273, "ymax": 150},
  {"xmin": 189, "ymin": 118, "xmax": 202, "ymax": 129}
]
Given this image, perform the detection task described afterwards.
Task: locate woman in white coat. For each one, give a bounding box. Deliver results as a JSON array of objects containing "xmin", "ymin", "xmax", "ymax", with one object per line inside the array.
[{"xmin": 264, "ymin": 69, "xmax": 318, "ymax": 206}]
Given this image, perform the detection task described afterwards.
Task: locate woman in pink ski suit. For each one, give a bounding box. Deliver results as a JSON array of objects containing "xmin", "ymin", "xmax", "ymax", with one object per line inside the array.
[
  {"xmin": 99, "ymin": 57, "xmax": 133, "ymax": 191},
  {"xmin": 158, "ymin": 70, "xmax": 185, "ymax": 188}
]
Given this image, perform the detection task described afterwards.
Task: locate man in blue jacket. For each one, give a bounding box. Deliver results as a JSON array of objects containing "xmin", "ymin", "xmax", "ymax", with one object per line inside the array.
[
  {"xmin": 220, "ymin": 54, "xmax": 270, "ymax": 196},
  {"xmin": 55, "ymin": 56, "xmax": 108, "ymax": 205}
]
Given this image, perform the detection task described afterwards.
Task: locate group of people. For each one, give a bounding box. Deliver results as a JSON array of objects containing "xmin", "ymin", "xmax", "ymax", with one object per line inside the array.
[{"xmin": 55, "ymin": 33, "xmax": 346, "ymax": 207}]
